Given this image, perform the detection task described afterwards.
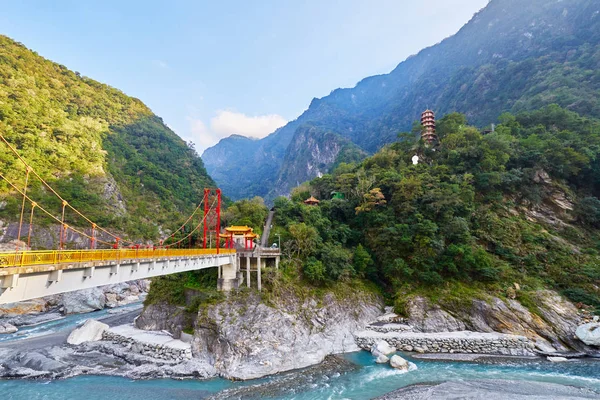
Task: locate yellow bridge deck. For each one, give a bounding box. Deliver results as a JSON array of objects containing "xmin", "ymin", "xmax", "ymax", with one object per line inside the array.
[{"xmin": 0, "ymin": 248, "xmax": 236, "ymax": 269}]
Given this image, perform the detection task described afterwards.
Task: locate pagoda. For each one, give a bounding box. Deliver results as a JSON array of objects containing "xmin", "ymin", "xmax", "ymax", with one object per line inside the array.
[{"xmin": 420, "ymin": 109, "xmax": 438, "ymax": 144}]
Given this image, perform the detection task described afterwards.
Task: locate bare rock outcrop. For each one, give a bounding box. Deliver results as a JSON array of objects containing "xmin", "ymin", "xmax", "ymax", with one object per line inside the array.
[
  {"xmin": 134, "ymin": 303, "xmax": 186, "ymax": 338},
  {"xmin": 191, "ymin": 289, "xmax": 382, "ymax": 380},
  {"xmin": 405, "ymin": 290, "xmax": 587, "ymax": 353}
]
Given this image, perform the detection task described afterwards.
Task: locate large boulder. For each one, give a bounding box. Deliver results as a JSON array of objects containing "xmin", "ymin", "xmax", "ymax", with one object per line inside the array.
[
  {"xmin": 575, "ymin": 323, "xmax": 600, "ymax": 346},
  {"xmin": 0, "ymin": 322, "xmax": 17, "ymax": 334},
  {"xmin": 371, "ymin": 340, "xmax": 396, "ymax": 357},
  {"xmin": 375, "ymin": 354, "xmax": 389, "ymax": 364},
  {"xmin": 389, "ymin": 355, "xmax": 409, "ymax": 370},
  {"xmin": 0, "ymin": 299, "xmax": 47, "ymax": 316},
  {"xmin": 67, "ymin": 319, "xmax": 109, "ymax": 345},
  {"xmin": 61, "ymin": 288, "xmax": 106, "ymax": 314}
]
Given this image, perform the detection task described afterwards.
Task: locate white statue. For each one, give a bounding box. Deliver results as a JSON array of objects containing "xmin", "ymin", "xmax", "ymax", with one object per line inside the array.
[{"xmin": 412, "ymin": 155, "xmax": 419, "ymax": 165}]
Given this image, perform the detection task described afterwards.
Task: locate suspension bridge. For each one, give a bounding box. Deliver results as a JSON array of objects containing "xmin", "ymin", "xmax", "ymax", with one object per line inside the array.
[{"xmin": 0, "ymin": 134, "xmax": 279, "ymax": 304}]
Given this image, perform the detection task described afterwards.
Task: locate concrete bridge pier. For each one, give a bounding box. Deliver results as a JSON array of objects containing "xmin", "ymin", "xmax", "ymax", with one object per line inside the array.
[{"xmin": 217, "ymin": 254, "xmax": 241, "ymax": 291}]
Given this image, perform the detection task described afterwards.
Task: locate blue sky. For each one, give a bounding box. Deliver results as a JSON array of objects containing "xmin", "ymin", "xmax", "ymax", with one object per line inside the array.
[{"xmin": 0, "ymin": 0, "xmax": 488, "ymax": 152}]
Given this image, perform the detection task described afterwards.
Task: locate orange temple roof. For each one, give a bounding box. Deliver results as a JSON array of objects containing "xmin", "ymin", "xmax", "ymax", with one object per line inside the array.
[
  {"xmin": 225, "ymin": 225, "xmax": 254, "ymax": 234},
  {"xmin": 304, "ymin": 196, "xmax": 320, "ymax": 205}
]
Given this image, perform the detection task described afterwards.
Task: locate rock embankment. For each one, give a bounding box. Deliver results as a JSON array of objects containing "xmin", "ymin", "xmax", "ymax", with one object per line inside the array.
[
  {"xmin": 356, "ymin": 330, "xmax": 534, "ymax": 356},
  {"xmin": 102, "ymin": 324, "xmax": 192, "ymax": 362},
  {"xmin": 398, "ymin": 290, "xmax": 596, "ymax": 354}
]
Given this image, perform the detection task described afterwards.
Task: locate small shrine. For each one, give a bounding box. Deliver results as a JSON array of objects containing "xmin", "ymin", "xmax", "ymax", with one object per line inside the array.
[
  {"xmin": 304, "ymin": 196, "xmax": 320, "ymax": 206},
  {"xmin": 220, "ymin": 225, "xmax": 259, "ymax": 250}
]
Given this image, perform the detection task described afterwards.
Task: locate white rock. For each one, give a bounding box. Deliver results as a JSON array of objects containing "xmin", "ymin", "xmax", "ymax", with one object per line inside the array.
[
  {"xmin": 575, "ymin": 322, "xmax": 600, "ymax": 346},
  {"xmin": 0, "ymin": 322, "xmax": 17, "ymax": 334},
  {"xmin": 371, "ymin": 340, "xmax": 396, "ymax": 357},
  {"xmin": 389, "ymin": 355, "xmax": 409, "ymax": 370},
  {"xmin": 547, "ymin": 356, "xmax": 568, "ymax": 362},
  {"xmin": 67, "ymin": 319, "xmax": 109, "ymax": 345},
  {"xmin": 375, "ymin": 354, "xmax": 389, "ymax": 364},
  {"xmin": 61, "ymin": 288, "xmax": 106, "ymax": 314},
  {"xmin": 414, "ymin": 346, "xmax": 425, "ymax": 353}
]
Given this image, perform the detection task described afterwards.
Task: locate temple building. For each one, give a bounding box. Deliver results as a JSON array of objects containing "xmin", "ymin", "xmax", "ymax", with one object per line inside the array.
[
  {"xmin": 220, "ymin": 225, "xmax": 259, "ymax": 250},
  {"xmin": 420, "ymin": 109, "xmax": 438, "ymax": 144},
  {"xmin": 218, "ymin": 224, "xmax": 280, "ymax": 292}
]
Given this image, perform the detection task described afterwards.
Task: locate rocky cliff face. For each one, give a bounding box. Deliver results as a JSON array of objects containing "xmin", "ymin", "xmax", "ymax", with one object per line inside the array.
[
  {"xmin": 134, "ymin": 303, "xmax": 186, "ymax": 338},
  {"xmin": 272, "ymin": 126, "xmax": 364, "ymax": 198},
  {"xmin": 190, "ymin": 290, "xmax": 382, "ymax": 380},
  {"xmin": 404, "ymin": 290, "xmax": 593, "ymax": 353}
]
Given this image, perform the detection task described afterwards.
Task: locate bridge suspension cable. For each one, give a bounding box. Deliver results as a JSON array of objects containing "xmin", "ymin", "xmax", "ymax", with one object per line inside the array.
[
  {"xmin": 0, "ymin": 171, "xmax": 115, "ymax": 246},
  {"xmin": 163, "ymin": 196, "xmax": 217, "ymax": 248},
  {"xmin": 0, "ymin": 133, "xmax": 218, "ymax": 251},
  {"xmin": 0, "ymin": 133, "xmax": 133, "ymax": 247}
]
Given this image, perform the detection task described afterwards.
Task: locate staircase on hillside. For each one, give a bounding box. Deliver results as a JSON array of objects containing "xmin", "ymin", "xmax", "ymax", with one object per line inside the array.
[{"xmin": 260, "ymin": 210, "xmax": 275, "ymax": 248}]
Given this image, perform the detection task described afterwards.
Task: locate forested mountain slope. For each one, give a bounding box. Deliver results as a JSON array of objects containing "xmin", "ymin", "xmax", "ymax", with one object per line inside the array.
[
  {"xmin": 0, "ymin": 35, "xmax": 214, "ymax": 242},
  {"xmin": 272, "ymin": 106, "xmax": 600, "ymax": 313},
  {"xmin": 203, "ymin": 0, "xmax": 600, "ymax": 201}
]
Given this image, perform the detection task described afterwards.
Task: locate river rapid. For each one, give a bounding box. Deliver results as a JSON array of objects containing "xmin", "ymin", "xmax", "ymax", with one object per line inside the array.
[
  {"xmin": 2, "ymin": 352, "xmax": 599, "ymax": 399},
  {"xmin": 1, "ymin": 305, "xmax": 599, "ymax": 399}
]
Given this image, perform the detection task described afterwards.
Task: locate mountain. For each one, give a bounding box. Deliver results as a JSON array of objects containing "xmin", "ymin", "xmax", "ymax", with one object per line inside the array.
[
  {"xmin": 0, "ymin": 35, "xmax": 215, "ymax": 241},
  {"xmin": 203, "ymin": 0, "xmax": 600, "ymax": 201}
]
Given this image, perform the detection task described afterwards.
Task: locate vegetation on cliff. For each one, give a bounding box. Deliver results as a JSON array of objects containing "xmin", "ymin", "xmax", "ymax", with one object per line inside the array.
[
  {"xmin": 0, "ymin": 35, "xmax": 214, "ymax": 241},
  {"xmin": 269, "ymin": 106, "xmax": 600, "ymax": 313},
  {"xmin": 151, "ymin": 105, "xmax": 600, "ymax": 317}
]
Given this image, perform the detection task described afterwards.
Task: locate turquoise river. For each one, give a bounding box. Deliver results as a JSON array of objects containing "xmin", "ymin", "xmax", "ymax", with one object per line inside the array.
[{"xmin": 1, "ymin": 305, "xmax": 599, "ymax": 399}]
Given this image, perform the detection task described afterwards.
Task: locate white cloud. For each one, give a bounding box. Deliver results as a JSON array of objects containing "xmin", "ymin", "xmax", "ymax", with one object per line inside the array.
[
  {"xmin": 210, "ymin": 110, "xmax": 287, "ymax": 139},
  {"xmin": 187, "ymin": 117, "xmax": 215, "ymax": 152},
  {"xmin": 188, "ymin": 110, "xmax": 287, "ymax": 153}
]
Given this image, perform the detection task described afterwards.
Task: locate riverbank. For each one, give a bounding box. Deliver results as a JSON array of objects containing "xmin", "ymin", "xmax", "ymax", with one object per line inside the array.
[
  {"xmin": 1, "ymin": 350, "xmax": 599, "ymax": 399},
  {"xmin": 1, "ymin": 277, "xmax": 598, "ymax": 388}
]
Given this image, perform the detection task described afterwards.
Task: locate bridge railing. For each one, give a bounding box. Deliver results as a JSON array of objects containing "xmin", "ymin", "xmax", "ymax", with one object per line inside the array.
[{"xmin": 0, "ymin": 248, "xmax": 235, "ymax": 269}]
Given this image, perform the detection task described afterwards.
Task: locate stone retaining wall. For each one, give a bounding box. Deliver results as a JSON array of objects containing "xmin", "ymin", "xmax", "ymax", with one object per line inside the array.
[
  {"xmin": 355, "ymin": 331, "xmax": 535, "ymax": 356},
  {"xmin": 368, "ymin": 324, "xmax": 413, "ymax": 333},
  {"xmin": 102, "ymin": 330, "xmax": 192, "ymax": 361}
]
